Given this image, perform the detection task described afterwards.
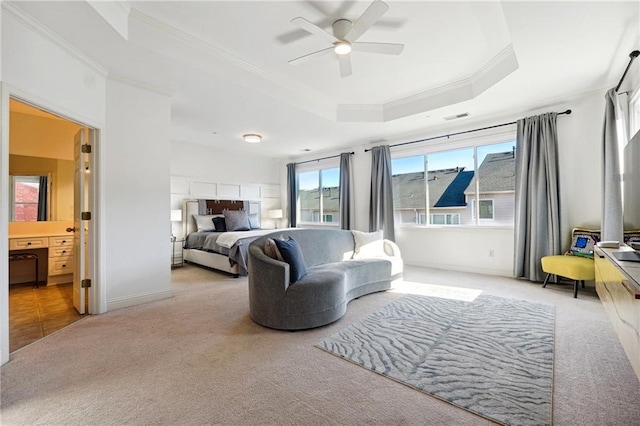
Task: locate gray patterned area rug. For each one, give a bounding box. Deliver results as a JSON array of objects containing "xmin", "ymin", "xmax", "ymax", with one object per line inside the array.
[{"xmin": 317, "ymin": 294, "xmax": 555, "ymax": 426}]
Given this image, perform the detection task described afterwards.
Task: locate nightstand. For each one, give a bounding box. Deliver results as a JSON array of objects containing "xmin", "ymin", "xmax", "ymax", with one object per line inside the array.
[{"xmin": 171, "ymin": 238, "xmax": 184, "ymax": 268}]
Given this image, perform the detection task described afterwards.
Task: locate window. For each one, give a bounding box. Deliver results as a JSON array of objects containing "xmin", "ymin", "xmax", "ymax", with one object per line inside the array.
[
  {"xmin": 10, "ymin": 176, "xmax": 44, "ymax": 222},
  {"xmin": 430, "ymin": 213, "xmax": 460, "ymax": 225},
  {"xmin": 471, "ymin": 199, "xmax": 495, "ymax": 220},
  {"xmin": 391, "ymin": 140, "xmax": 516, "ymax": 227},
  {"xmin": 298, "ymin": 167, "xmax": 340, "ymax": 224}
]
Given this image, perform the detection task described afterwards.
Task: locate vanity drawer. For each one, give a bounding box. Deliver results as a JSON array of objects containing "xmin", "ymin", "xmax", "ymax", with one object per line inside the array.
[
  {"xmin": 49, "ymin": 247, "xmax": 73, "ymax": 258},
  {"xmin": 49, "ymin": 236, "xmax": 73, "ymax": 248},
  {"xmin": 48, "ymin": 257, "xmax": 74, "ymax": 275},
  {"xmin": 9, "ymin": 237, "xmax": 48, "ymax": 250}
]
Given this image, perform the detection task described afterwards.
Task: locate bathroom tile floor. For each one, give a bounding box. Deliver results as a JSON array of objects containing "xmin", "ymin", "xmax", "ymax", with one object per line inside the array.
[{"xmin": 9, "ymin": 282, "xmax": 82, "ymax": 352}]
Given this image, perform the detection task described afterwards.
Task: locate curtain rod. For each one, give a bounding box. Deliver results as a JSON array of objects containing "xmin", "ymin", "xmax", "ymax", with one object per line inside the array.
[
  {"xmin": 294, "ymin": 151, "xmax": 354, "ymax": 165},
  {"xmin": 364, "ymin": 109, "xmax": 572, "ymax": 152},
  {"xmin": 615, "ymin": 50, "xmax": 640, "ymax": 92}
]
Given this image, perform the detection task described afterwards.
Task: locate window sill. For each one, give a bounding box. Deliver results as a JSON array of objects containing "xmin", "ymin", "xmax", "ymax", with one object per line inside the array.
[{"xmin": 395, "ymin": 224, "xmax": 514, "ymax": 231}]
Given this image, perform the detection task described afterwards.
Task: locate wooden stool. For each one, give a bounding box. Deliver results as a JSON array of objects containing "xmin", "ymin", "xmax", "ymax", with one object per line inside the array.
[
  {"xmin": 541, "ymin": 255, "xmax": 594, "ymax": 298},
  {"xmin": 9, "ymin": 253, "xmax": 40, "ymax": 288}
]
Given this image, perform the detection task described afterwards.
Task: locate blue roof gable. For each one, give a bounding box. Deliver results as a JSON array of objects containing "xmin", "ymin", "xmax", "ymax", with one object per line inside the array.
[{"xmin": 434, "ymin": 170, "xmax": 474, "ymax": 207}]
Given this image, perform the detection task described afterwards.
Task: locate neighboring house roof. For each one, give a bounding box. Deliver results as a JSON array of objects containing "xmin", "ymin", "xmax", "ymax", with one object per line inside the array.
[
  {"xmin": 434, "ymin": 171, "xmax": 474, "ymax": 207},
  {"xmin": 299, "ymin": 187, "xmax": 339, "ymax": 212},
  {"xmin": 465, "ymin": 151, "xmax": 515, "ymax": 194},
  {"xmin": 393, "ymin": 168, "xmax": 467, "ymax": 209},
  {"xmin": 299, "ymin": 151, "xmax": 515, "ymax": 213}
]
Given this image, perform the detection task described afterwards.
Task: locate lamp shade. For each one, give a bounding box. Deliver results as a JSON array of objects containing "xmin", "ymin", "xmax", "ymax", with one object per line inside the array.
[
  {"xmin": 171, "ymin": 209, "xmax": 182, "ymax": 222},
  {"xmin": 267, "ymin": 209, "xmax": 283, "ymax": 219}
]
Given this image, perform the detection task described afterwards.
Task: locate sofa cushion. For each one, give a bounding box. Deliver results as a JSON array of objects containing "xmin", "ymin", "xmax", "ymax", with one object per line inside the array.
[
  {"xmin": 286, "ymin": 267, "xmax": 345, "ymax": 316},
  {"xmin": 275, "ymin": 237, "xmax": 307, "ymax": 283},
  {"xmin": 352, "ymin": 230, "xmax": 385, "ymax": 258}
]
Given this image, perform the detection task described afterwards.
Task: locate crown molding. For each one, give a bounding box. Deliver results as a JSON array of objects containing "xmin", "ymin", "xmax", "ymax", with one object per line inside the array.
[
  {"xmin": 2, "ymin": 1, "xmax": 109, "ymax": 78},
  {"xmin": 127, "ymin": 8, "xmax": 333, "ymax": 116},
  {"xmin": 107, "ymin": 74, "xmax": 175, "ymax": 97},
  {"xmin": 337, "ymin": 44, "xmax": 519, "ymax": 123}
]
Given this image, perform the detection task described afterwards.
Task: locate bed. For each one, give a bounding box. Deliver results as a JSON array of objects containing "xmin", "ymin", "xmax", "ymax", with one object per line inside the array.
[{"xmin": 182, "ymin": 199, "xmax": 286, "ymax": 277}]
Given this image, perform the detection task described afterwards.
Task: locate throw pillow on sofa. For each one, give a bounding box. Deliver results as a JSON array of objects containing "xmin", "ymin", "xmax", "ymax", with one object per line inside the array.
[
  {"xmin": 352, "ymin": 230, "xmax": 385, "ymax": 258},
  {"xmin": 264, "ymin": 238, "xmax": 284, "ymax": 261},
  {"xmin": 274, "ymin": 236, "xmax": 307, "ymax": 283}
]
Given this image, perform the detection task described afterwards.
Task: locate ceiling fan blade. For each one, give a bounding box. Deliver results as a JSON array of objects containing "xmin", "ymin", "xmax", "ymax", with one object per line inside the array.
[
  {"xmin": 339, "ymin": 55, "xmax": 352, "ymax": 78},
  {"xmin": 288, "ymin": 47, "xmax": 334, "ymax": 65},
  {"xmin": 344, "ymin": 0, "xmax": 389, "ymax": 42},
  {"xmin": 352, "ymin": 42, "xmax": 404, "ymax": 55},
  {"xmin": 290, "ymin": 17, "xmax": 338, "ymax": 44}
]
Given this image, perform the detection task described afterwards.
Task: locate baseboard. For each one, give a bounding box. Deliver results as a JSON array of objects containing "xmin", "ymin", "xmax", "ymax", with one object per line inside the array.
[
  {"xmin": 404, "ymin": 259, "xmax": 513, "ymax": 278},
  {"xmin": 106, "ymin": 289, "xmax": 173, "ymax": 312}
]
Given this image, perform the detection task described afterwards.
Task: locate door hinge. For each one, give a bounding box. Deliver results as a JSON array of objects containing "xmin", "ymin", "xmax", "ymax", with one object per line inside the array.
[
  {"xmin": 81, "ymin": 279, "xmax": 92, "ymax": 288},
  {"xmin": 82, "ymin": 144, "xmax": 92, "ymax": 154},
  {"xmin": 81, "ymin": 211, "xmax": 92, "ymax": 220}
]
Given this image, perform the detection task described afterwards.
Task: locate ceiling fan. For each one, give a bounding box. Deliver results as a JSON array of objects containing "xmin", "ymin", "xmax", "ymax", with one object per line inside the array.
[{"xmin": 288, "ymin": 0, "xmax": 404, "ymax": 78}]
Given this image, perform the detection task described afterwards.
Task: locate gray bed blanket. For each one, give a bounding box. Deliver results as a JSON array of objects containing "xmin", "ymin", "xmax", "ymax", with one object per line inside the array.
[{"xmin": 184, "ymin": 231, "xmax": 260, "ymax": 276}]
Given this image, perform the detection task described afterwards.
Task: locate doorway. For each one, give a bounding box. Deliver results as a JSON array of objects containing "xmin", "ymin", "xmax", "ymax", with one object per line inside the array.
[{"xmin": 7, "ymin": 98, "xmax": 94, "ymax": 353}]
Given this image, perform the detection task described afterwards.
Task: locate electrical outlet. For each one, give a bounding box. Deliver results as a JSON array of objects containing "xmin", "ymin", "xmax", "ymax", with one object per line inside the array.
[{"xmin": 489, "ymin": 249, "xmax": 495, "ymax": 258}]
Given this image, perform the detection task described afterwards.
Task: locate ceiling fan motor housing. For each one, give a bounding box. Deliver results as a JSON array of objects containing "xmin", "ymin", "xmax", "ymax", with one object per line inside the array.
[{"xmin": 332, "ymin": 19, "xmax": 353, "ymax": 40}]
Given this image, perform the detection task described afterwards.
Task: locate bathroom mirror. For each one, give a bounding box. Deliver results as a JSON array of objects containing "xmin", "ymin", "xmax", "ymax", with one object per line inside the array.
[{"xmin": 9, "ymin": 155, "xmax": 74, "ymax": 222}]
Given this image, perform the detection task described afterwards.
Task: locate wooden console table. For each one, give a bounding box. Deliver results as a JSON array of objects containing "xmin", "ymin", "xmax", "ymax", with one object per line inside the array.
[{"xmin": 594, "ymin": 246, "xmax": 640, "ymax": 381}]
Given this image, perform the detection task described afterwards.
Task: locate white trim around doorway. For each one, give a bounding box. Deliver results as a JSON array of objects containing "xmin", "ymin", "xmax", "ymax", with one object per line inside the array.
[{"xmin": 1, "ymin": 83, "xmax": 106, "ymax": 365}]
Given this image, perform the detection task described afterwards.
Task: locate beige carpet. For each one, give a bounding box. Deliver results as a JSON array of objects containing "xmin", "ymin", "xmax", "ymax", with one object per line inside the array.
[{"xmin": 2, "ymin": 264, "xmax": 640, "ymax": 425}]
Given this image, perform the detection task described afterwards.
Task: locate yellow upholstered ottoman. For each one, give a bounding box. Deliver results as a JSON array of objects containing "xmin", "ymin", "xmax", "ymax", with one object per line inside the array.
[{"xmin": 541, "ymin": 255, "xmax": 594, "ymax": 298}]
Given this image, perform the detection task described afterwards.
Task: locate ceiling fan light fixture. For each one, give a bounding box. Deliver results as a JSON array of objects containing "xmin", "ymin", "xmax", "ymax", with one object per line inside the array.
[
  {"xmin": 334, "ymin": 41, "xmax": 352, "ymax": 55},
  {"xmin": 243, "ymin": 133, "xmax": 262, "ymax": 143}
]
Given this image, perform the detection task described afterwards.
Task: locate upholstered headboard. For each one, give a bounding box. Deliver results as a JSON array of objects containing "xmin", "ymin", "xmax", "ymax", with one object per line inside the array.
[{"xmin": 184, "ymin": 199, "xmax": 261, "ymax": 235}]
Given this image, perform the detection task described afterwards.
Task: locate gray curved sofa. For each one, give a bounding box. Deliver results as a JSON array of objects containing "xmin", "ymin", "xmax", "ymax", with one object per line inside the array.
[{"xmin": 247, "ymin": 228, "xmax": 403, "ymax": 330}]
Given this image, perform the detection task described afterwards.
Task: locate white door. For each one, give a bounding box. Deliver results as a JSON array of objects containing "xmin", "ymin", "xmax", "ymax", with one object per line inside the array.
[{"xmin": 73, "ymin": 129, "xmax": 86, "ymax": 314}]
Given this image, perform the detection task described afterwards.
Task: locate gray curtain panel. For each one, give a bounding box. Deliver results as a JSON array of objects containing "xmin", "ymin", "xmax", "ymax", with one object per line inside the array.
[
  {"xmin": 369, "ymin": 145, "xmax": 395, "ymax": 241},
  {"xmin": 339, "ymin": 152, "xmax": 354, "ymax": 230},
  {"xmin": 602, "ymin": 88, "xmax": 624, "ymax": 242},
  {"xmin": 286, "ymin": 163, "xmax": 297, "ymax": 228},
  {"xmin": 514, "ymin": 113, "xmax": 561, "ymax": 282},
  {"xmin": 37, "ymin": 176, "xmax": 48, "ymax": 221}
]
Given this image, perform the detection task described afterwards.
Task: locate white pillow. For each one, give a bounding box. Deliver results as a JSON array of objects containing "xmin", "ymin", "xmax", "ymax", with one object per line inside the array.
[
  {"xmin": 192, "ymin": 214, "xmax": 218, "ymax": 232},
  {"xmin": 352, "ymin": 230, "xmax": 385, "ymax": 258}
]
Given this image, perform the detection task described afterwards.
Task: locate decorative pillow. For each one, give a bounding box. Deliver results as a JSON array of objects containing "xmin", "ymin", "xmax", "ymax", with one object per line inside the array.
[
  {"xmin": 193, "ymin": 214, "xmax": 217, "ymax": 232},
  {"xmin": 274, "ymin": 236, "xmax": 307, "ymax": 284},
  {"xmin": 567, "ymin": 228, "xmax": 600, "ymax": 258},
  {"xmin": 223, "ymin": 209, "xmax": 250, "ymax": 231},
  {"xmin": 213, "ymin": 216, "xmax": 227, "ymax": 232},
  {"xmin": 264, "ymin": 238, "xmax": 284, "ymax": 261},
  {"xmin": 249, "ymin": 213, "xmax": 261, "ymax": 230},
  {"xmin": 352, "ymin": 230, "xmax": 385, "ymax": 258}
]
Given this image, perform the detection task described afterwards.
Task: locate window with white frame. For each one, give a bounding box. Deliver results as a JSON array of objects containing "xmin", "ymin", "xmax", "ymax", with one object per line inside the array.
[
  {"xmin": 298, "ymin": 167, "xmax": 340, "ymax": 225},
  {"xmin": 391, "ymin": 139, "xmax": 516, "ymax": 227},
  {"xmin": 471, "ymin": 199, "xmax": 495, "ymax": 220},
  {"xmin": 10, "ymin": 175, "xmax": 43, "ymax": 222}
]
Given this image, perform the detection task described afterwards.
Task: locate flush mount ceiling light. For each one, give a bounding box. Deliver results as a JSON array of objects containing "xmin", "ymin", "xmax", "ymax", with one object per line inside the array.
[{"xmin": 243, "ymin": 134, "xmax": 262, "ymax": 143}]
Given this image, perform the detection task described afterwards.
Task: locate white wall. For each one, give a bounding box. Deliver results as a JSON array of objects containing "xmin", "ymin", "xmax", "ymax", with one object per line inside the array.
[
  {"xmin": 105, "ymin": 79, "xmax": 172, "ymax": 310},
  {"xmin": 0, "ymin": 7, "xmax": 108, "ymax": 365},
  {"xmin": 0, "ymin": 7, "xmax": 173, "ymax": 364},
  {"xmin": 170, "ymin": 141, "xmax": 283, "ymax": 232}
]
